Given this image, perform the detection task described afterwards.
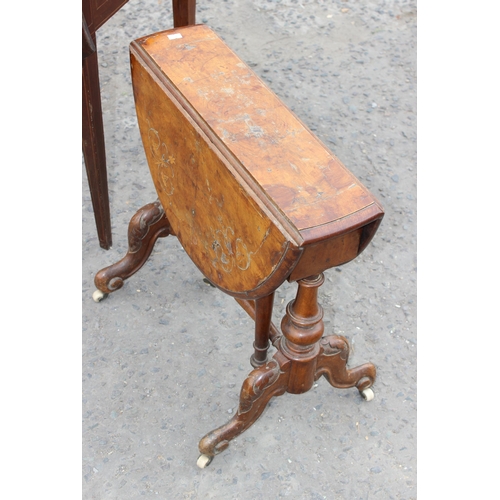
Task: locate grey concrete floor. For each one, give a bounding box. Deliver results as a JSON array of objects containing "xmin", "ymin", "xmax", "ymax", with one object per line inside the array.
[{"xmin": 82, "ymin": 0, "xmax": 416, "ymax": 498}]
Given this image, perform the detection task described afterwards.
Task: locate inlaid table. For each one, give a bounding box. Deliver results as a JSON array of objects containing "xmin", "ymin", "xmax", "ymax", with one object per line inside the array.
[{"xmin": 92, "ymin": 25, "xmax": 384, "ymax": 468}]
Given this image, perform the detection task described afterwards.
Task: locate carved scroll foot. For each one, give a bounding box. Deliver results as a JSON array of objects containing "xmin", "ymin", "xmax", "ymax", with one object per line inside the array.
[
  {"xmin": 94, "ymin": 200, "xmax": 172, "ymax": 295},
  {"xmin": 198, "ymin": 354, "xmax": 290, "ymax": 460},
  {"xmin": 197, "ymin": 274, "xmax": 378, "ymax": 466},
  {"xmin": 315, "ymin": 335, "xmax": 376, "ymax": 394}
]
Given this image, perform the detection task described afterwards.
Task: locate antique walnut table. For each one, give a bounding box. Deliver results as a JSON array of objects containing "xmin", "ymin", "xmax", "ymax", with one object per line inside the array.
[{"xmin": 92, "ymin": 25, "xmax": 384, "ymax": 468}]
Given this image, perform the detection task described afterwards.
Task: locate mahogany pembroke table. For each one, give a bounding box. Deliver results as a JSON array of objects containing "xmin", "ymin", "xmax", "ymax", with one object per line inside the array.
[{"xmin": 92, "ymin": 25, "xmax": 384, "ymax": 468}]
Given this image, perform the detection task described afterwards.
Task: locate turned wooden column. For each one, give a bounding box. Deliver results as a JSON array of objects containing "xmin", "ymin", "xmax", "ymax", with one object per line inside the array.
[
  {"xmin": 280, "ymin": 274, "xmax": 325, "ymax": 394},
  {"xmin": 250, "ymin": 292, "xmax": 275, "ymax": 367}
]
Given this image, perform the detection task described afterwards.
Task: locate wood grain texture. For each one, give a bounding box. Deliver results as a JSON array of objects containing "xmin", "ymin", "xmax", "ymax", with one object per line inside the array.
[
  {"xmin": 84, "ymin": 0, "xmax": 130, "ymax": 33},
  {"xmin": 133, "ymin": 25, "xmax": 383, "ymax": 245},
  {"xmin": 82, "ymin": 41, "xmax": 112, "ymax": 250},
  {"xmin": 172, "ymin": 0, "xmax": 196, "ymax": 27},
  {"xmin": 131, "ymin": 48, "xmax": 302, "ymax": 298},
  {"xmin": 130, "ymin": 25, "xmax": 383, "ymax": 295}
]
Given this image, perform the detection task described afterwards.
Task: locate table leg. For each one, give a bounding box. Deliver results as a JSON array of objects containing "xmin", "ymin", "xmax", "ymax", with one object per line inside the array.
[
  {"xmin": 197, "ymin": 273, "xmax": 377, "ymax": 466},
  {"xmin": 82, "ymin": 44, "xmax": 112, "ymax": 250},
  {"xmin": 197, "ymin": 354, "xmax": 290, "ymax": 467},
  {"xmin": 315, "ymin": 335, "xmax": 376, "ymax": 397},
  {"xmin": 93, "ymin": 200, "xmax": 172, "ymax": 300},
  {"xmin": 172, "ymin": 0, "xmax": 196, "ymax": 27},
  {"xmin": 250, "ymin": 292, "xmax": 275, "ymax": 367}
]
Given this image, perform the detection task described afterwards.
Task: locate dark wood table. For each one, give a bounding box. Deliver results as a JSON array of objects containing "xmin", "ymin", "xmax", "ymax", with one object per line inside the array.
[
  {"xmin": 92, "ymin": 24, "xmax": 384, "ymax": 468},
  {"xmin": 82, "ymin": 0, "xmax": 196, "ymax": 249}
]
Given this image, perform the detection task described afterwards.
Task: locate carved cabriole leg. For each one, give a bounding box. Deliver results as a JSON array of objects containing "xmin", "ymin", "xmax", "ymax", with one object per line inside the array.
[
  {"xmin": 198, "ymin": 353, "xmax": 291, "ymax": 460},
  {"xmin": 315, "ymin": 335, "xmax": 376, "ymax": 393},
  {"xmin": 94, "ymin": 200, "xmax": 172, "ymax": 294}
]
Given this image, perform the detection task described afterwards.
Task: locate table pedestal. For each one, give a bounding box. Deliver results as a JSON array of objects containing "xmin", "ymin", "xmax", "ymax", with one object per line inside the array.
[{"xmin": 93, "ymin": 200, "xmax": 377, "ymax": 468}]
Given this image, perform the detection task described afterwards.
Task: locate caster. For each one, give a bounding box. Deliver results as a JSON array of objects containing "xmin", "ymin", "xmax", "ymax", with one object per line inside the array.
[
  {"xmin": 202, "ymin": 278, "xmax": 216, "ymax": 288},
  {"xmin": 360, "ymin": 388, "xmax": 375, "ymax": 401},
  {"xmin": 92, "ymin": 289, "xmax": 108, "ymax": 303},
  {"xmin": 196, "ymin": 454, "xmax": 213, "ymax": 469}
]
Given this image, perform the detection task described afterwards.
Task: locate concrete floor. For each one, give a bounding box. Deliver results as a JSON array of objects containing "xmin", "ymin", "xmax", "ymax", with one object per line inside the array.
[{"xmin": 82, "ymin": 0, "xmax": 416, "ymax": 498}]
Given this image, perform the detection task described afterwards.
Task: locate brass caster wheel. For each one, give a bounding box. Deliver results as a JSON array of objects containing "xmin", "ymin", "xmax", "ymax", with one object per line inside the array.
[
  {"xmin": 197, "ymin": 454, "xmax": 213, "ymax": 469},
  {"xmin": 360, "ymin": 387, "xmax": 375, "ymax": 401},
  {"xmin": 92, "ymin": 289, "xmax": 108, "ymax": 303}
]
